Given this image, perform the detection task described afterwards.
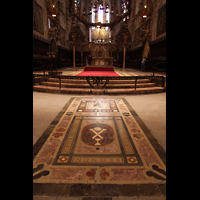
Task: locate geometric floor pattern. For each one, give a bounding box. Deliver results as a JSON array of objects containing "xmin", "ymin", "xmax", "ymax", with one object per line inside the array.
[{"xmin": 33, "ymin": 97, "xmax": 166, "ymax": 186}]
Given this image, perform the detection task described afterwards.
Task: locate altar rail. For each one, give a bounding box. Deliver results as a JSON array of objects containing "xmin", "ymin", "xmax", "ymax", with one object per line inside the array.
[
  {"xmin": 86, "ymin": 57, "xmax": 113, "ymax": 66},
  {"xmin": 33, "ymin": 74, "xmax": 165, "ymax": 94}
]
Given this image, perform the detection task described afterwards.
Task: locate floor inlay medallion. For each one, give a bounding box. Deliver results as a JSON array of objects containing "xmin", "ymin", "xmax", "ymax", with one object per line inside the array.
[{"xmin": 33, "ymin": 97, "xmax": 166, "ymax": 185}]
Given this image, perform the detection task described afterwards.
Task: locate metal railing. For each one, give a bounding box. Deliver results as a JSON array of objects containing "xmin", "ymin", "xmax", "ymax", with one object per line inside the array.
[{"xmin": 33, "ymin": 74, "xmax": 165, "ymax": 94}]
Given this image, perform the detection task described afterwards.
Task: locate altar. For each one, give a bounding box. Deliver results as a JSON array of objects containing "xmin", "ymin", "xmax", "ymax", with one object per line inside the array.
[{"xmin": 86, "ymin": 57, "xmax": 113, "ymax": 66}]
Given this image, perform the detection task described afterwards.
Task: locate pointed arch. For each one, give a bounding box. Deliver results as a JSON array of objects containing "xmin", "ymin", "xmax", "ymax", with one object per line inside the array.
[{"xmin": 90, "ymin": 0, "xmax": 111, "ymax": 23}]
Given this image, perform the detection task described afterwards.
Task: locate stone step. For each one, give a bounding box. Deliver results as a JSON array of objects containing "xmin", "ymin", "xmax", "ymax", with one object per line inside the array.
[
  {"xmin": 108, "ymin": 82, "xmax": 157, "ymax": 88},
  {"xmin": 45, "ymin": 78, "xmax": 151, "ymax": 84},
  {"xmin": 41, "ymin": 81, "xmax": 89, "ymax": 88},
  {"xmin": 41, "ymin": 81, "xmax": 157, "ymax": 88},
  {"xmin": 33, "ymin": 85, "xmax": 91, "ymax": 94},
  {"xmin": 105, "ymin": 87, "xmax": 165, "ymax": 94},
  {"xmin": 33, "ymin": 85, "xmax": 165, "ymax": 95}
]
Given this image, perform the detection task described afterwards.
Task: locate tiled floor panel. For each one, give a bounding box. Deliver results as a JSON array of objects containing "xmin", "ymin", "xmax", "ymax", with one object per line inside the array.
[{"xmin": 33, "ymin": 97, "xmax": 166, "ymax": 196}]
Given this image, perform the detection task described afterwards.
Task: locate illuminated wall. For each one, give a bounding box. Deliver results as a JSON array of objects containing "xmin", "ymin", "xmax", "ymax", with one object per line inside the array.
[{"xmin": 89, "ymin": 27, "xmax": 111, "ymax": 43}]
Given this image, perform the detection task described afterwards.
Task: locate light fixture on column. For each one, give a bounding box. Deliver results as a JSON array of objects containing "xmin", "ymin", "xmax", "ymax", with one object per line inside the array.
[
  {"xmin": 93, "ymin": 4, "xmax": 97, "ymax": 13},
  {"xmin": 111, "ymin": 7, "xmax": 114, "ymax": 14},
  {"xmin": 83, "ymin": 7, "xmax": 86, "ymax": 15},
  {"xmin": 88, "ymin": 6, "xmax": 92, "ymax": 15},
  {"xmin": 139, "ymin": 3, "xmax": 149, "ymax": 18},
  {"xmin": 48, "ymin": 2, "xmax": 59, "ymax": 17},
  {"xmin": 105, "ymin": 4, "xmax": 109, "ymax": 13},
  {"xmin": 140, "ymin": 11, "xmax": 149, "ymax": 18}
]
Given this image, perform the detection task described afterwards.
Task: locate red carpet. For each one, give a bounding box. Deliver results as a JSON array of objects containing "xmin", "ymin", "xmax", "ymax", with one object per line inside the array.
[
  {"xmin": 75, "ymin": 71, "xmax": 120, "ymax": 76},
  {"xmin": 84, "ymin": 66, "xmax": 114, "ymax": 71},
  {"xmin": 75, "ymin": 66, "xmax": 120, "ymax": 77}
]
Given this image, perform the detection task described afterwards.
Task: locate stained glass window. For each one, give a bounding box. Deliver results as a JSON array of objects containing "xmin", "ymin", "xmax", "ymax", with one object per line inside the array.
[
  {"xmin": 98, "ymin": 4, "xmax": 103, "ymax": 23},
  {"xmin": 74, "ymin": 0, "xmax": 80, "ymax": 13},
  {"xmin": 121, "ymin": 0, "xmax": 129, "ymax": 21}
]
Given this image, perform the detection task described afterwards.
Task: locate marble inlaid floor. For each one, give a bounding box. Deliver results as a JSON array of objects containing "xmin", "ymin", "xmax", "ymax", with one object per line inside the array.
[{"xmin": 33, "ymin": 97, "xmax": 166, "ymax": 186}]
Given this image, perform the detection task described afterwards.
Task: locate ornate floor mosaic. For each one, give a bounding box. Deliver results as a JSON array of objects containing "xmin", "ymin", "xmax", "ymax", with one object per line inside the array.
[{"xmin": 33, "ymin": 98, "xmax": 166, "ymax": 185}]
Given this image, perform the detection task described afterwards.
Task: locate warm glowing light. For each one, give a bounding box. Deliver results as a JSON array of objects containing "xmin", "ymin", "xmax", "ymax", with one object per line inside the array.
[
  {"xmin": 106, "ymin": 9, "xmax": 110, "ymax": 23},
  {"xmin": 98, "ymin": 6, "xmax": 103, "ymax": 23}
]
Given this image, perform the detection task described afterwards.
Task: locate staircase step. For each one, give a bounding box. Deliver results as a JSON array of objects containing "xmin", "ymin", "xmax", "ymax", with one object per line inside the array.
[
  {"xmin": 105, "ymin": 87, "xmax": 165, "ymax": 94},
  {"xmin": 108, "ymin": 79, "xmax": 151, "ymax": 84},
  {"xmin": 41, "ymin": 82, "xmax": 89, "ymax": 88},
  {"xmin": 106, "ymin": 83, "xmax": 156, "ymax": 88},
  {"xmin": 45, "ymin": 78, "xmax": 151, "ymax": 84},
  {"xmin": 34, "ymin": 76, "xmax": 165, "ymax": 95},
  {"xmin": 33, "ymin": 85, "xmax": 165, "ymax": 94},
  {"xmin": 41, "ymin": 81, "xmax": 156, "ymax": 88},
  {"xmin": 46, "ymin": 78, "xmax": 87, "ymax": 84},
  {"xmin": 33, "ymin": 85, "xmax": 91, "ymax": 94}
]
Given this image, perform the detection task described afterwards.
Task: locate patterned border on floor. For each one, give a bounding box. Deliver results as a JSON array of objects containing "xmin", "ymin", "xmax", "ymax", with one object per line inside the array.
[{"xmin": 33, "ymin": 97, "xmax": 166, "ymax": 197}]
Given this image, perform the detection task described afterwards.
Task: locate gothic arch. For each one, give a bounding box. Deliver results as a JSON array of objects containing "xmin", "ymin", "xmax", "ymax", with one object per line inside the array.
[{"xmin": 91, "ymin": 0, "xmax": 111, "ymax": 9}]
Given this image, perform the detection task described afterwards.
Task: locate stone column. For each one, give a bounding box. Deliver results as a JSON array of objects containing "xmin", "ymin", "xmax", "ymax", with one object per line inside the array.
[
  {"xmin": 117, "ymin": 49, "xmax": 119, "ymax": 67},
  {"xmin": 86, "ymin": 57, "xmax": 88, "ymax": 66},
  {"xmin": 72, "ymin": 33, "xmax": 76, "ymax": 71},
  {"xmin": 122, "ymin": 35, "xmax": 127, "ymax": 71},
  {"xmin": 81, "ymin": 50, "xmax": 83, "ymax": 67},
  {"xmin": 123, "ymin": 47, "xmax": 126, "ymax": 71},
  {"xmin": 73, "ymin": 45, "xmax": 76, "ymax": 70}
]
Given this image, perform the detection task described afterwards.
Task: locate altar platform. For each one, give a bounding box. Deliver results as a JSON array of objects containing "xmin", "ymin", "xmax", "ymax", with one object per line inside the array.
[
  {"xmin": 74, "ymin": 66, "xmax": 120, "ymax": 77},
  {"xmin": 33, "ymin": 66, "xmax": 166, "ymax": 95},
  {"xmin": 84, "ymin": 66, "xmax": 115, "ymax": 71},
  {"xmin": 33, "ymin": 66, "xmax": 166, "ymax": 77},
  {"xmin": 86, "ymin": 57, "xmax": 113, "ymax": 66}
]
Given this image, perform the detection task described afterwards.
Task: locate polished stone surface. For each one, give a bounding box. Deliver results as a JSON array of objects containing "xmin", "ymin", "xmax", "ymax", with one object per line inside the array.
[
  {"xmin": 33, "ymin": 92, "xmax": 166, "ymax": 200},
  {"xmin": 33, "ymin": 96, "xmax": 165, "ymax": 199},
  {"xmin": 33, "ymin": 93, "xmax": 166, "ymax": 151}
]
